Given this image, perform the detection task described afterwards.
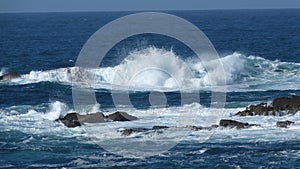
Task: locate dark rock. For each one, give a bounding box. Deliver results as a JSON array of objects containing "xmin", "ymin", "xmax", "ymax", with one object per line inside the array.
[
  {"xmin": 119, "ymin": 128, "xmax": 149, "ymax": 136},
  {"xmin": 120, "ymin": 126, "xmax": 169, "ymax": 136},
  {"xmin": 235, "ymin": 95, "xmax": 300, "ymax": 116},
  {"xmin": 77, "ymin": 112, "xmax": 105, "ymax": 123},
  {"xmin": 120, "ymin": 129, "xmax": 133, "ymax": 136},
  {"xmin": 276, "ymin": 120, "xmax": 295, "ymax": 128},
  {"xmin": 0, "ymin": 72, "xmax": 20, "ymax": 81},
  {"xmin": 58, "ymin": 111, "xmax": 137, "ymax": 128},
  {"xmin": 235, "ymin": 103, "xmax": 275, "ymax": 116},
  {"xmin": 59, "ymin": 112, "xmax": 81, "ymax": 128},
  {"xmin": 189, "ymin": 125, "xmax": 218, "ymax": 131},
  {"xmin": 107, "ymin": 111, "xmax": 138, "ymax": 121},
  {"xmin": 219, "ymin": 119, "xmax": 258, "ymax": 129},
  {"xmin": 152, "ymin": 126, "xmax": 169, "ymax": 130},
  {"xmin": 58, "ymin": 112, "xmax": 105, "ymax": 128},
  {"xmin": 272, "ymin": 95, "xmax": 300, "ymax": 115}
]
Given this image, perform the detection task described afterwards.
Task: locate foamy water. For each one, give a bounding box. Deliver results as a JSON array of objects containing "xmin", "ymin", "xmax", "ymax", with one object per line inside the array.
[{"xmin": 2, "ymin": 47, "xmax": 300, "ymax": 92}]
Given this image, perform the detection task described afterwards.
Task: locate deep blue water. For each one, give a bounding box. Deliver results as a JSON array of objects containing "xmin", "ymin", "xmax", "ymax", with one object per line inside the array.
[{"xmin": 1, "ymin": 9, "xmax": 300, "ymax": 168}]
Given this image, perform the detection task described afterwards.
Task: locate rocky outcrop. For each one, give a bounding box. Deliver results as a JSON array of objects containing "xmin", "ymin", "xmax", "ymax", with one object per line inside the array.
[
  {"xmin": 57, "ymin": 111, "xmax": 138, "ymax": 128},
  {"xmin": 276, "ymin": 120, "xmax": 295, "ymax": 128},
  {"xmin": 235, "ymin": 95, "xmax": 300, "ymax": 116},
  {"xmin": 219, "ymin": 119, "xmax": 259, "ymax": 129},
  {"xmin": 272, "ymin": 96, "xmax": 300, "ymax": 115},
  {"xmin": 106, "ymin": 111, "xmax": 138, "ymax": 121},
  {"xmin": 235, "ymin": 103, "xmax": 275, "ymax": 116},
  {"xmin": 57, "ymin": 112, "xmax": 105, "ymax": 128},
  {"xmin": 58, "ymin": 112, "xmax": 82, "ymax": 128},
  {"xmin": 0, "ymin": 72, "xmax": 20, "ymax": 81}
]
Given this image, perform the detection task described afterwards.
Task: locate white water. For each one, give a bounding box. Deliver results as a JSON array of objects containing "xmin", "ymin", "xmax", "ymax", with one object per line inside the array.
[
  {"xmin": 3, "ymin": 47, "xmax": 300, "ymax": 92},
  {"xmin": 0, "ymin": 67, "xmax": 7, "ymax": 76},
  {"xmin": 1, "ymin": 101, "xmax": 300, "ymax": 143}
]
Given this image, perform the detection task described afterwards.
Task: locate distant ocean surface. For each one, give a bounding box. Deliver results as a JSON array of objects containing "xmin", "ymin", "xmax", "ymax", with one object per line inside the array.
[{"xmin": 1, "ymin": 9, "xmax": 300, "ymax": 168}]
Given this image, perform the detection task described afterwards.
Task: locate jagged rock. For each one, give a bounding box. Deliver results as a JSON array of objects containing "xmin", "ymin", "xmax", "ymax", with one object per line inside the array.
[
  {"xmin": 235, "ymin": 103, "xmax": 275, "ymax": 116},
  {"xmin": 121, "ymin": 129, "xmax": 133, "ymax": 136},
  {"xmin": 219, "ymin": 119, "xmax": 258, "ymax": 129},
  {"xmin": 58, "ymin": 112, "xmax": 82, "ymax": 128},
  {"xmin": 272, "ymin": 95, "xmax": 300, "ymax": 115},
  {"xmin": 235, "ymin": 95, "xmax": 300, "ymax": 116},
  {"xmin": 120, "ymin": 128, "xmax": 149, "ymax": 136},
  {"xmin": 0, "ymin": 72, "xmax": 20, "ymax": 81},
  {"xmin": 107, "ymin": 111, "xmax": 138, "ymax": 121},
  {"xmin": 276, "ymin": 120, "xmax": 295, "ymax": 128}
]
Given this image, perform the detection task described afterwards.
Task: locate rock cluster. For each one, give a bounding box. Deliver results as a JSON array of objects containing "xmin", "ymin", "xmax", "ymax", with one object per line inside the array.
[
  {"xmin": 235, "ymin": 95, "xmax": 300, "ymax": 116},
  {"xmin": 56, "ymin": 95, "xmax": 298, "ymax": 136},
  {"xmin": 56, "ymin": 111, "xmax": 138, "ymax": 128}
]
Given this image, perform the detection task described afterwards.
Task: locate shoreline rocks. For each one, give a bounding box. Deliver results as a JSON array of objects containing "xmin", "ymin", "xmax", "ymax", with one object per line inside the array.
[
  {"xmin": 219, "ymin": 119, "xmax": 259, "ymax": 129},
  {"xmin": 57, "ymin": 111, "xmax": 138, "ymax": 128},
  {"xmin": 276, "ymin": 120, "xmax": 295, "ymax": 128},
  {"xmin": 235, "ymin": 95, "xmax": 300, "ymax": 116}
]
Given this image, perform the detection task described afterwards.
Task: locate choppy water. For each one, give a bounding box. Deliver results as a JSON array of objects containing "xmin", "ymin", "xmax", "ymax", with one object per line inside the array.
[{"xmin": 0, "ymin": 9, "xmax": 300, "ymax": 168}]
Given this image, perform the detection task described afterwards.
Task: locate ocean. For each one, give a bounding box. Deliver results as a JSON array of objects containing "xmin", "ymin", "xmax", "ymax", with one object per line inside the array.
[{"xmin": 0, "ymin": 9, "xmax": 300, "ymax": 168}]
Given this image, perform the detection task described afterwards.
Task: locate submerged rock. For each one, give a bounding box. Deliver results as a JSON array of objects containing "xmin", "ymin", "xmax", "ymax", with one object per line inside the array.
[
  {"xmin": 219, "ymin": 119, "xmax": 258, "ymax": 129},
  {"xmin": 276, "ymin": 120, "xmax": 295, "ymax": 128},
  {"xmin": 120, "ymin": 128, "xmax": 149, "ymax": 136},
  {"xmin": 0, "ymin": 72, "xmax": 20, "ymax": 81},
  {"xmin": 152, "ymin": 126, "xmax": 169, "ymax": 130},
  {"xmin": 120, "ymin": 126, "xmax": 170, "ymax": 136}
]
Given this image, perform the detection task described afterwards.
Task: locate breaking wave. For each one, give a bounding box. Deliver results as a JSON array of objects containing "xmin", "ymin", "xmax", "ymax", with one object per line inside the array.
[{"xmin": 2, "ymin": 47, "xmax": 300, "ymax": 92}]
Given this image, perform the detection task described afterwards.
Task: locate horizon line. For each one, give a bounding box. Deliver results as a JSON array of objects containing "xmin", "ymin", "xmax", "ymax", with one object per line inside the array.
[{"xmin": 0, "ymin": 7, "xmax": 299, "ymax": 14}]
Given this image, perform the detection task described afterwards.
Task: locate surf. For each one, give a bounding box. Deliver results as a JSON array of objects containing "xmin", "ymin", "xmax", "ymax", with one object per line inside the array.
[{"xmin": 1, "ymin": 47, "xmax": 300, "ymax": 92}]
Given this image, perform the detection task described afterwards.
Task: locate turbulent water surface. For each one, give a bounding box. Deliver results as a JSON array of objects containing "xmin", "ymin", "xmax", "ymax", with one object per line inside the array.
[{"xmin": 0, "ymin": 9, "xmax": 300, "ymax": 168}]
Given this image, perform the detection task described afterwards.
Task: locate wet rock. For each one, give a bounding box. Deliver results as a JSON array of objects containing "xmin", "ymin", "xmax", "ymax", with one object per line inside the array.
[
  {"xmin": 58, "ymin": 112, "xmax": 105, "ymax": 128},
  {"xmin": 235, "ymin": 103, "xmax": 275, "ymax": 116},
  {"xmin": 77, "ymin": 112, "xmax": 105, "ymax": 123},
  {"xmin": 58, "ymin": 111, "xmax": 138, "ymax": 128},
  {"xmin": 0, "ymin": 72, "xmax": 20, "ymax": 81},
  {"xmin": 120, "ymin": 126, "xmax": 169, "ymax": 136},
  {"xmin": 152, "ymin": 126, "xmax": 169, "ymax": 130},
  {"xmin": 107, "ymin": 111, "xmax": 138, "ymax": 121},
  {"xmin": 189, "ymin": 125, "xmax": 218, "ymax": 131},
  {"xmin": 272, "ymin": 95, "xmax": 300, "ymax": 115},
  {"xmin": 235, "ymin": 95, "xmax": 300, "ymax": 116},
  {"xmin": 120, "ymin": 128, "xmax": 149, "ymax": 136},
  {"xmin": 276, "ymin": 120, "xmax": 295, "ymax": 128},
  {"xmin": 58, "ymin": 112, "xmax": 82, "ymax": 128},
  {"xmin": 219, "ymin": 119, "xmax": 258, "ymax": 129}
]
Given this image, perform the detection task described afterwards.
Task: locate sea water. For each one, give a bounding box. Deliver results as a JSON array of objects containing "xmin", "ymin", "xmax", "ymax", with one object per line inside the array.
[{"xmin": 0, "ymin": 9, "xmax": 300, "ymax": 168}]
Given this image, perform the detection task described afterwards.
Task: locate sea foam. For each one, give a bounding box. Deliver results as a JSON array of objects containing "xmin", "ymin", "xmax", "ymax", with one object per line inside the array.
[{"xmin": 4, "ymin": 47, "xmax": 300, "ymax": 92}]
